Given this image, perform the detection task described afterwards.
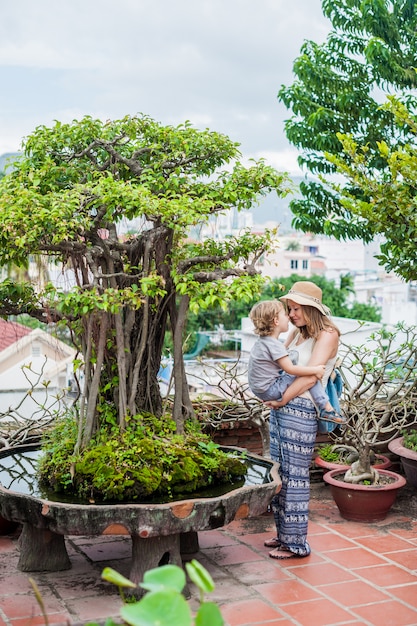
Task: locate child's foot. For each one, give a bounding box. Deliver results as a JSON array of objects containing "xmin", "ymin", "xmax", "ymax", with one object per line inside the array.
[{"xmin": 319, "ymin": 409, "xmax": 346, "ymax": 425}]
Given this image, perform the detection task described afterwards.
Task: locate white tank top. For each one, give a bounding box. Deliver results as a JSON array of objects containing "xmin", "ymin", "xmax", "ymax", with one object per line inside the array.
[{"xmin": 287, "ymin": 335, "xmax": 337, "ymax": 400}]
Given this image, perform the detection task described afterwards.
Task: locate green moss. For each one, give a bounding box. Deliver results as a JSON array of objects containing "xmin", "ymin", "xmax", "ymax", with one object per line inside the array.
[{"xmin": 37, "ymin": 413, "xmax": 247, "ymax": 503}]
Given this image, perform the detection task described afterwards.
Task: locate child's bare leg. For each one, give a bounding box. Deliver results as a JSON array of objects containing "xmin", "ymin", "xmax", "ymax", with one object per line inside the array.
[{"xmin": 264, "ymin": 375, "xmax": 317, "ymax": 408}]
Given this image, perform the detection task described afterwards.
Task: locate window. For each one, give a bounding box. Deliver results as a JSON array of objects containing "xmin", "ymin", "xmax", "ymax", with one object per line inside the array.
[
  {"xmin": 302, "ymin": 260, "xmax": 308, "ymax": 270},
  {"xmin": 290, "ymin": 260, "xmax": 298, "ymax": 270}
]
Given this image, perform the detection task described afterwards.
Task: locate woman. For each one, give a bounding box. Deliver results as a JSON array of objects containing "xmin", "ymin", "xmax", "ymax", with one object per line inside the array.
[{"xmin": 264, "ymin": 281, "xmax": 340, "ymax": 560}]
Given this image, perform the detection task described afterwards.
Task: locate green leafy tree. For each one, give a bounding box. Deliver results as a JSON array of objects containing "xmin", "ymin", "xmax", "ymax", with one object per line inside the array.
[
  {"xmin": 325, "ymin": 97, "xmax": 417, "ymax": 282},
  {"xmin": 0, "ymin": 115, "xmax": 288, "ymax": 448},
  {"xmin": 278, "ymin": 0, "xmax": 417, "ymax": 241}
]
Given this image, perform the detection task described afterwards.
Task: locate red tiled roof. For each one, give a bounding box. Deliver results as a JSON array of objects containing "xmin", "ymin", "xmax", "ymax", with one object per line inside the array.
[{"xmin": 0, "ymin": 318, "xmax": 32, "ymax": 352}]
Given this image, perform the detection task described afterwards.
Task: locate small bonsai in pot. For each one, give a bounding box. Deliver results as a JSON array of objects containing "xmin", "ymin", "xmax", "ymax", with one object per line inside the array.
[
  {"xmin": 402, "ymin": 430, "xmax": 417, "ymax": 452},
  {"xmin": 315, "ymin": 442, "xmax": 390, "ymax": 474},
  {"xmin": 322, "ymin": 323, "xmax": 417, "ymax": 520},
  {"xmin": 388, "ymin": 428, "xmax": 417, "ymax": 489},
  {"xmin": 333, "ymin": 322, "xmax": 417, "ymax": 484}
]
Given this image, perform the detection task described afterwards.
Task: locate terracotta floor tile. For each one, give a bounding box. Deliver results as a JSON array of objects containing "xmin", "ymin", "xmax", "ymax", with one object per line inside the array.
[
  {"xmin": 47, "ymin": 572, "xmax": 119, "ymax": 601},
  {"xmin": 236, "ymin": 532, "xmax": 275, "ymax": 552},
  {"xmin": 0, "ymin": 574, "xmax": 45, "ymax": 595},
  {"xmin": 288, "ymin": 561, "xmax": 355, "ymax": 586},
  {"xmin": 1, "ymin": 594, "xmax": 63, "ymax": 619},
  {"xmin": 318, "ymin": 579, "xmax": 392, "ymax": 606},
  {"xmin": 203, "ymin": 544, "xmax": 261, "ymax": 565},
  {"xmin": 254, "ymin": 579, "xmax": 322, "ymax": 604},
  {"xmin": 279, "ymin": 597, "xmax": 356, "ymax": 626},
  {"xmin": 10, "ymin": 613, "xmax": 71, "ymax": 626},
  {"xmin": 389, "ymin": 582, "xmax": 417, "ymax": 607},
  {"xmin": 353, "ymin": 599, "xmax": 417, "ymax": 625},
  {"xmin": 198, "ymin": 529, "xmax": 239, "ymax": 548},
  {"xmin": 322, "ymin": 520, "xmax": 380, "ymax": 539},
  {"xmin": 356, "ymin": 533, "xmax": 415, "ymax": 553},
  {"xmin": 250, "ymin": 617, "xmax": 294, "ymax": 626},
  {"xmin": 63, "ymin": 595, "xmax": 122, "ymax": 622},
  {"xmin": 299, "ymin": 550, "xmax": 329, "ymax": 564},
  {"xmin": 188, "ymin": 553, "xmax": 231, "ymax": 579},
  {"xmin": 388, "ymin": 526, "xmax": 417, "ymax": 541},
  {"xmin": 358, "ymin": 564, "xmax": 417, "ymax": 587},
  {"xmin": 220, "ymin": 598, "xmax": 285, "ymax": 626},
  {"xmin": 309, "ymin": 532, "xmax": 357, "ymax": 551},
  {"xmin": 305, "ymin": 519, "xmax": 331, "ymax": 535},
  {"xmin": 224, "ymin": 560, "xmax": 292, "ymax": 585},
  {"xmin": 382, "ymin": 548, "xmax": 417, "ymax": 570},
  {"xmin": 199, "ymin": 577, "xmax": 250, "ymax": 605},
  {"xmin": 322, "ymin": 546, "xmax": 388, "ymax": 568}
]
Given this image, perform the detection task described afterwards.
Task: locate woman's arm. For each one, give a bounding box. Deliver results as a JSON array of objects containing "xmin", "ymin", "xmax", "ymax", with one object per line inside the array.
[
  {"xmin": 277, "ymin": 356, "xmax": 324, "ymax": 379},
  {"xmin": 306, "ymin": 329, "xmax": 339, "ymax": 366}
]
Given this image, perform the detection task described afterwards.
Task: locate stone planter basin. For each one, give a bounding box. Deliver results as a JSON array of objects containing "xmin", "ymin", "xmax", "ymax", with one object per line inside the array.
[{"xmin": 0, "ymin": 445, "xmax": 281, "ymax": 588}]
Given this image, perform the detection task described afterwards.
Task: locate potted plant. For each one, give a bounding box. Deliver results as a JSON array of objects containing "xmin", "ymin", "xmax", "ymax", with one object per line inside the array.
[
  {"xmin": 322, "ymin": 323, "xmax": 417, "ymax": 521},
  {"xmin": 388, "ymin": 429, "xmax": 417, "ymax": 489},
  {"xmin": 314, "ymin": 442, "xmax": 391, "ymax": 474}
]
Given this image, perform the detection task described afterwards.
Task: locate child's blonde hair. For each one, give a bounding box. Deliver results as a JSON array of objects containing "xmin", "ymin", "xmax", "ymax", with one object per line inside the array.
[{"xmin": 249, "ymin": 300, "xmax": 284, "ymax": 336}]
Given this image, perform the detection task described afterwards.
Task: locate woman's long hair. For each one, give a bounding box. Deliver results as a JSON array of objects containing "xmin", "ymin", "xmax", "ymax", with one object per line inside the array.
[{"xmin": 295, "ymin": 305, "xmax": 340, "ymax": 340}]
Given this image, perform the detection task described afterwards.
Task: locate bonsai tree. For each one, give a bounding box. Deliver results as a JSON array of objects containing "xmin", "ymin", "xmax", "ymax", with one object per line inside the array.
[
  {"xmin": 332, "ymin": 322, "xmax": 417, "ymax": 484},
  {"xmin": 0, "ymin": 114, "xmax": 288, "ymax": 500}
]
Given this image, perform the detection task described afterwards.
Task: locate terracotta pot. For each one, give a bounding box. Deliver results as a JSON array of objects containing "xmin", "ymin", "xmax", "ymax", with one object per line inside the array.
[
  {"xmin": 315, "ymin": 453, "xmax": 391, "ymax": 475},
  {"xmin": 323, "ymin": 469, "xmax": 406, "ymax": 522},
  {"xmin": 388, "ymin": 437, "xmax": 417, "ymax": 489}
]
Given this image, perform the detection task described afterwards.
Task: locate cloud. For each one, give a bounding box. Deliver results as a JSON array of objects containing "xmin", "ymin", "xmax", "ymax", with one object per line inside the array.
[{"xmin": 0, "ymin": 0, "xmax": 330, "ymax": 164}]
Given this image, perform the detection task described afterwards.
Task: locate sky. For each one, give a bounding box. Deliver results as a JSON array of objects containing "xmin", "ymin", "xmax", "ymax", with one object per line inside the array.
[{"xmin": 0, "ymin": 0, "xmax": 330, "ymax": 176}]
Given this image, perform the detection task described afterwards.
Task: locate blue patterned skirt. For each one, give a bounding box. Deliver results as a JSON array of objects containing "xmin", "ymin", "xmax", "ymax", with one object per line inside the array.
[{"xmin": 269, "ymin": 396, "xmax": 317, "ymax": 556}]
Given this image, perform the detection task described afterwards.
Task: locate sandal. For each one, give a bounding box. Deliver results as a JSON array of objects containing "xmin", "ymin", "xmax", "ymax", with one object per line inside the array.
[
  {"xmin": 319, "ymin": 409, "xmax": 346, "ymax": 425},
  {"xmin": 269, "ymin": 547, "xmax": 301, "ymax": 560},
  {"xmin": 264, "ymin": 537, "xmax": 281, "ymax": 548}
]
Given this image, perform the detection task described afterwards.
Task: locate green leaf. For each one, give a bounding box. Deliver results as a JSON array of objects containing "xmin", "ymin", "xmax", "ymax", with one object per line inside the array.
[
  {"xmin": 120, "ymin": 590, "xmax": 192, "ymax": 626},
  {"xmin": 140, "ymin": 564, "xmax": 186, "ymax": 593},
  {"xmin": 195, "ymin": 602, "xmax": 224, "ymax": 626},
  {"xmin": 185, "ymin": 559, "xmax": 215, "ymax": 593},
  {"xmin": 101, "ymin": 567, "xmax": 137, "ymax": 589}
]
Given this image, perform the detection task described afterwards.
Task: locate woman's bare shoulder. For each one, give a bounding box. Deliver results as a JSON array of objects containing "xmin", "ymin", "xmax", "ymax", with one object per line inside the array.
[{"xmin": 318, "ymin": 327, "xmax": 339, "ymax": 345}]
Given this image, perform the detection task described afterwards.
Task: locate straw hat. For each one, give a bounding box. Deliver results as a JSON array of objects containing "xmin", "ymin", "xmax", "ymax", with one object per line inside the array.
[{"xmin": 279, "ymin": 281, "xmax": 331, "ymax": 316}]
